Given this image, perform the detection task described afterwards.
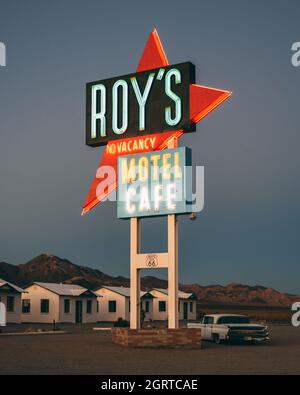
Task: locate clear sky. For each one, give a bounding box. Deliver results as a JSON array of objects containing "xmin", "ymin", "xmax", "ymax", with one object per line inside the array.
[{"xmin": 0, "ymin": 0, "xmax": 299, "ymax": 293}]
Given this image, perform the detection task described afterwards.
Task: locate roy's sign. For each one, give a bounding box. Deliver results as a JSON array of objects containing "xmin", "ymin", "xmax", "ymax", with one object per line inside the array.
[
  {"xmin": 82, "ymin": 29, "xmax": 231, "ymax": 215},
  {"xmin": 86, "ymin": 62, "xmax": 195, "ymax": 147},
  {"xmin": 117, "ymin": 147, "xmax": 192, "ymax": 218}
]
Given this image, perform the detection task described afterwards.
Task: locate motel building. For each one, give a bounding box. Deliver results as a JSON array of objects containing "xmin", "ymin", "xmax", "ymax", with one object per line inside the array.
[
  {"xmin": 21, "ymin": 282, "xmax": 98, "ymax": 324},
  {"xmin": 95, "ymin": 286, "xmax": 155, "ymax": 322},
  {"xmin": 0, "ymin": 278, "xmax": 24, "ymax": 324},
  {"xmin": 95, "ymin": 286, "xmax": 197, "ymax": 322},
  {"xmin": 148, "ymin": 289, "xmax": 197, "ymax": 321}
]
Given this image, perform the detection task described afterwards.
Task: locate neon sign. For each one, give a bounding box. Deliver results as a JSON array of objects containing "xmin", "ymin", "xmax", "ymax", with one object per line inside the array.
[
  {"xmin": 82, "ymin": 29, "xmax": 231, "ymax": 215},
  {"xmin": 86, "ymin": 62, "xmax": 195, "ymax": 147},
  {"xmin": 117, "ymin": 147, "xmax": 192, "ymax": 218}
]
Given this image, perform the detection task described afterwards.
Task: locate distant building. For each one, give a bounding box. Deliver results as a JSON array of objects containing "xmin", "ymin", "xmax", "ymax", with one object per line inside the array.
[
  {"xmin": 148, "ymin": 288, "xmax": 197, "ymax": 321},
  {"xmin": 0, "ymin": 278, "xmax": 24, "ymax": 324},
  {"xmin": 95, "ymin": 286, "xmax": 155, "ymax": 322},
  {"xmin": 22, "ymin": 282, "xmax": 98, "ymax": 324}
]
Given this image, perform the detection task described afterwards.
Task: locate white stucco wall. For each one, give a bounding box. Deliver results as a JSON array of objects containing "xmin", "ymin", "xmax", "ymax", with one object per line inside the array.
[
  {"xmin": 22, "ymin": 284, "xmax": 97, "ymax": 324},
  {"xmin": 58, "ymin": 297, "xmax": 97, "ymax": 323},
  {"xmin": 21, "ymin": 285, "xmax": 60, "ymax": 323},
  {"xmin": 178, "ymin": 300, "xmax": 197, "ymax": 320},
  {"xmin": 95, "ymin": 288, "xmax": 154, "ymax": 322},
  {"xmin": 96, "ymin": 288, "xmax": 128, "ymax": 322},
  {"xmin": 150, "ymin": 290, "xmax": 168, "ymax": 321},
  {"xmin": 141, "ymin": 299, "xmax": 154, "ymax": 322},
  {"xmin": 149, "ymin": 290, "xmax": 197, "ymax": 321},
  {"xmin": 0, "ymin": 292, "xmax": 22, "ymax": 323}
]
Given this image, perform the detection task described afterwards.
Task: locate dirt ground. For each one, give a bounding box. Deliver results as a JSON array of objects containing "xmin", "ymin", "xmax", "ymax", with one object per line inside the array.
[{"xmin": 0, "ymin": 324, "xmax": 299, "ymax": 375}]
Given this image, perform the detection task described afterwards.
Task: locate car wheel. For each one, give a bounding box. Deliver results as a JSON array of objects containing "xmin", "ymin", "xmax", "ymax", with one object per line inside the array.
[{"xmin": 213, "ymin": 334, "xmax": 221, "ymax": 344}]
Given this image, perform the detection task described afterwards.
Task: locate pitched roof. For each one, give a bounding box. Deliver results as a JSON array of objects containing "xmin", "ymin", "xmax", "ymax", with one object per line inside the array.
[
  {"xmin": 27, "ymin": 282, "xmax": 96, "ymax": 297},
  {"xmin": 95, "ymin": 286, "xmax": 153, "ymax": 298},
  {"xmin": 0, "ymin": 278, "xmax": 24, "ymax": 293},
  {"xmin": 149, "ymin": 288, "xmax": 196, "ymax": 300}
]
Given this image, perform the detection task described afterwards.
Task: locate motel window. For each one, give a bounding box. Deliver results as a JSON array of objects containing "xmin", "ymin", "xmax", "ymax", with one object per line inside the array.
[
  {"xmin": 97, "ymin": 301, "xmax": 99, "ymax": 313},
  {"xmin": 178, "ymin": 301, "xmax": 180, "ymax": 312},
  {"xmin": 190, "ymin": 302, "xmax": 193, "ymax": 313},
  {"xmin": 64, "ymin": 299, "xmax": 70, "ymax": 314},
  {"xmin": 145, "ymin": 301, "xmax": 150, "ymax": 313},
  {"xmin": 158, "ymin": 301, "xmax": 166, "ymax": 312},
  {"xmin": 40, "ymin": 299, "xmax": 49, "ymax": 314},
  {"xmin": 22, "ymin": 299, "xmax": 31, "ymax": 314},
  {"xmin": 6, "ymin": 296, "xmax": 15, "ymax": 312},
  {"xmin": 86, "ymin": 300, "xmax": 92, "ymax": 314},
  {"xmin": 108, "ymin": 300, "xmax": 116, "ymax": 313}
]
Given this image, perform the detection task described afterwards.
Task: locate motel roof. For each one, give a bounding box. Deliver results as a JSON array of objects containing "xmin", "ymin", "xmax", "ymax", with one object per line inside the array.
[
  {"xmin": 0, "ymin": 278, "xmax": 24, "ymax": 293},
  {"xmin": 95, "ymin": 286, "xmax": 154, "ymax": 299},
  {"xmin": 27, "ymin": 282, "xmax": 97, "ymax": 297},
  {"xmin": 149, "ymin": 288, "xmax": 197, "ymax": 300}
]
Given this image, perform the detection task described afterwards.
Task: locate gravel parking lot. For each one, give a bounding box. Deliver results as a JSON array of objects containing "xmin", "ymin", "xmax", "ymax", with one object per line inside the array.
[{"xmin": 0, "ymin": 324, "xmax": 299, "ymax": 375}]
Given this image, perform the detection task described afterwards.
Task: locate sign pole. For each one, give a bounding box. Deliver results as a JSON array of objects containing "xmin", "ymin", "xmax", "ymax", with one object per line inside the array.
[
  {"xmin": 167, "ymin": 137, "xmax": 179, "ymax": 329},
  {"xmin": 130, "ymin": 217, "xmax": 141, "ymax": 329},
  {"xmin": 167, "ymin": 214, "xmax": 179, "ymax": 328}
]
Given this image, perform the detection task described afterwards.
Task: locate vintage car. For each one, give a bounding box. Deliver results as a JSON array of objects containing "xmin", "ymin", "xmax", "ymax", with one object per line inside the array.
[{"xmin": 188, "ymin": 314, "xmax": 270, "ymax": 344}]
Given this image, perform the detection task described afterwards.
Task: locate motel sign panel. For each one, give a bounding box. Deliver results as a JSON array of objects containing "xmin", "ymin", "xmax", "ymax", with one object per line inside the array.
[{"xmin": 117, "ymin": 147, "xmax": 192, "ymax": 218}]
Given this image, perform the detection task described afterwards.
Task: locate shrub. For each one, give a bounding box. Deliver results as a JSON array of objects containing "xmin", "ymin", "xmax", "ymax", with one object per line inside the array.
[{"xmin": 113, "ymin": 317, "xmax": 129, "ymax": 327}]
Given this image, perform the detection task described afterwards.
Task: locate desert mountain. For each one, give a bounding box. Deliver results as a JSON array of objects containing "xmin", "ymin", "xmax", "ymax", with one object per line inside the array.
[{"xmin": 0, "ymin": 254, "xmax": 298, "ymax": 306}]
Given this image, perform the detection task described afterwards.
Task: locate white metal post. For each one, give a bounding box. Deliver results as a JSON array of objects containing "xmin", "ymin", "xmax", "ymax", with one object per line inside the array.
[
  {"xmin": 130, "ymin": 217, "xmax": 141, "ymax": 329},
  {"xmin": 167, "ymin": 214, "xmax": 179, "ymax": 328},
  {"xmin": 129, "ymin": 135, "xmax": 179, "ymax": 330},
  {"xmin": 167, "ymin": 136, "xmax": 179, "ymax": 329}
]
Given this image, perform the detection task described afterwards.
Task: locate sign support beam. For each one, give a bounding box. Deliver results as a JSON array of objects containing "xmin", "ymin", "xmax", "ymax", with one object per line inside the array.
[
  {"xmin": 167, "ymin": 214, "xmax": 179, "ymax": 329},
  {"xmin": 130, "ymin": 217, "xmax": 141, "ymax": 329},
  {"xmin": 129, "ymin": 138, "xmax": 179, "ymax": 330},
  {"xmin": 167, "ymin": 136, "xmax": 179, "ymax": 329}
]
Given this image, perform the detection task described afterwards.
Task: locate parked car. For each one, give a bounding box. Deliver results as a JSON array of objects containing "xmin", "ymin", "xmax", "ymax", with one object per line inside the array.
[{"xmin": 188, "ymin": 314, "xmax": 270, "ymax": 344}]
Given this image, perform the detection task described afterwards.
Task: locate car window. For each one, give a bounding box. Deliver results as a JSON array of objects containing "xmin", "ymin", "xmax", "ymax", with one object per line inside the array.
[
  {"xmin": 217, "ymin": 316, "xmax": 250, "ymax": 324},
  {"xmin": 203, "ymin": 316, "xmax": 214, "ymax": 324}
]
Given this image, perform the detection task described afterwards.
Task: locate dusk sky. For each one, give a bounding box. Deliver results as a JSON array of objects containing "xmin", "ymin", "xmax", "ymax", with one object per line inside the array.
[{"xmin": 0, "ymin": 0, "xmax": 299, "ymax": 293}]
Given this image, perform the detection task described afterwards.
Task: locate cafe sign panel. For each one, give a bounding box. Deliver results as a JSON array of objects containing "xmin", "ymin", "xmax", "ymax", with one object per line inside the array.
[{"xmin": 117, "ymin": 147, "xmax": 192, "ymax": 218}]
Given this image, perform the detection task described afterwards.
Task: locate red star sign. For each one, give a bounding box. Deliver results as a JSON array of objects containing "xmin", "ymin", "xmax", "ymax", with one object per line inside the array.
[{"xmin": 82, "ymin": 29, "xmax": 231, "ymax": 215}]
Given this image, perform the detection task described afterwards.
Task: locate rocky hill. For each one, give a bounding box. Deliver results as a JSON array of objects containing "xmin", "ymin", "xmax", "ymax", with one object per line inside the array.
[{"xmin": 0, "ymin": 254, "xmax": 298, "ymax": 306}]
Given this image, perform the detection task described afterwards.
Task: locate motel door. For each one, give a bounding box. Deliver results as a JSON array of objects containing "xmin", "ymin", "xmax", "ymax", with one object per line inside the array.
[
  {"xmin": 75, "ymin": 301, "xmax": 82, "ymax": 323},
  {"xmin": 183, "ymin": 302, "xmax": 188, "ymax": 320}
]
